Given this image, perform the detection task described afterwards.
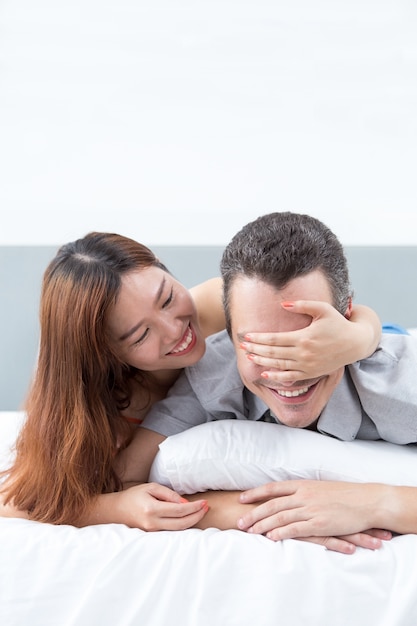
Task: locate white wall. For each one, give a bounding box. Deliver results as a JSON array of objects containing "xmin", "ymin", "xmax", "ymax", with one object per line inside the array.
[{"xmin": 1, "ymin": 0, "xmax": 416, "ymax": 246}]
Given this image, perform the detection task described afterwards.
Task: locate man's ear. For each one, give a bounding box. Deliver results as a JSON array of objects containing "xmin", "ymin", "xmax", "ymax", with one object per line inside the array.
[{"xmin": 344, "ymin": 296, "xmax": 353, "ymax": 320}]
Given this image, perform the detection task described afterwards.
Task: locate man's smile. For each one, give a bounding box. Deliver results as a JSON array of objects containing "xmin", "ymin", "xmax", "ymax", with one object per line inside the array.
[{"xmin": 265, "ymin": 380, "xmax": 322, "ymax": 404}]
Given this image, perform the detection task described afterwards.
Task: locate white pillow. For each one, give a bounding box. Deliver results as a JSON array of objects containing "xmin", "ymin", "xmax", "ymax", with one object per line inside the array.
[
  {"xmin": 3, "ymin": 412, "xmax": 417, "ymax": 495},
  {"xmin": 149, "ymin": 420, "xmax": 417, "ymax": 494}
]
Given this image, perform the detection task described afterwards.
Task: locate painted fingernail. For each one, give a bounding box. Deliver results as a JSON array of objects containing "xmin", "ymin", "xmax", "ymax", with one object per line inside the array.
[
  {"xmin": 281, "ymin": 301, "xmax": 294, "ymax": 308},
  {"xmin": 260, "ymin": 372, "xmax": 269, "ymax": 379},
  {"xmin": 180, "ymin": 497, "xmax": 189, "ymax": 503}
]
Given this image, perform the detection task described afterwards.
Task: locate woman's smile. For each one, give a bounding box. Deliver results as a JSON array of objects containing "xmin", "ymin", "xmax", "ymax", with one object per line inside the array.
[{"xmin": 167, "ymin": 324, "xmax": 197, "ymax": 356}]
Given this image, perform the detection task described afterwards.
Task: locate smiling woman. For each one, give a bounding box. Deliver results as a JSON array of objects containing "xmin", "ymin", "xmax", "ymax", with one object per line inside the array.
[
  {"xmin": 0, "ymin": 232, "xmax": 216, "ymax": 527},
  {"xmin": 106, "ymin": 265, "xmax": 207, "ymax": 425}
]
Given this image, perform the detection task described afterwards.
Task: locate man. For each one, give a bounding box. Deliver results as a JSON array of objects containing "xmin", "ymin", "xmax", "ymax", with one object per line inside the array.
[
  {"xmin": 140, "ymin": 211, "xmax": 416, "ymax": 442},
  {"xmin": 130, "ymin": 211, "xmax": 417, "ymax": 549}
]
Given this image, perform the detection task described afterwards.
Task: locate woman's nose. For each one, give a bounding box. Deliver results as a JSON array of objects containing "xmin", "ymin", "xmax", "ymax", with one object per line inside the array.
[{"xmin": 159, "ymin": 316, "xmax": 183, "ymax": 344}]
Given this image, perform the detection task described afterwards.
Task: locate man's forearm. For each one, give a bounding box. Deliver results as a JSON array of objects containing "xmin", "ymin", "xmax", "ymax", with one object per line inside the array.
[{"xmin": 373, "ymin": 485, "xmax": 417, "ymax": 535}]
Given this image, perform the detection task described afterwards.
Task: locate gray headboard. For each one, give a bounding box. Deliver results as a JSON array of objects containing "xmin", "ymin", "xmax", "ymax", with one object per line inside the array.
[{"xmin": 1, "ymin": 245, "xmax": 416, "ymax": 410}]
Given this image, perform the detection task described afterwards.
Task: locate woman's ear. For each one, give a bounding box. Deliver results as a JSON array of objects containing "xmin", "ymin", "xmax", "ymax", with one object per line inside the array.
[{"xmin": 344, "ymin": 296, "xmax": 353, "ymax": 320}]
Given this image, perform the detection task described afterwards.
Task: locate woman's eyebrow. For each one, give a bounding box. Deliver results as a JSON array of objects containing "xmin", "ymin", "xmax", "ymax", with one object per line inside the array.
[{"xmin": 118, "ymin": 276, "xmax": 166, "ymax": 342}]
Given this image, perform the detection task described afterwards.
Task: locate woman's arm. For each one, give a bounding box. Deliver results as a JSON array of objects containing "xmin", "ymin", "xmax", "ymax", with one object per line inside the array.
[
  {"xmin": 0, "ymin": 494, "xmax": 29, "ymax": 519},
  {"xmin": 238, "ymin": 301, "xmax": 381, "ymax": 383},
  {"xmin": 0, "ymin": 483, "xmax": 209, "ymax": 530}
]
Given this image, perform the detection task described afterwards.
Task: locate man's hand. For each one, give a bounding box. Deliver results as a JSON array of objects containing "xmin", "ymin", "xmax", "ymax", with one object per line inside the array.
[{"xmin": 237, "ymin": 479, "xmax": 392, "ymax": 553}]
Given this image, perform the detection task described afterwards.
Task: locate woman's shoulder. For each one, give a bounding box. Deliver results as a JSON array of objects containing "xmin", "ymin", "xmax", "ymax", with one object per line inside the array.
[{"xmin": 190, "ymin": 277, "xmax": 225, "ymax": 338}]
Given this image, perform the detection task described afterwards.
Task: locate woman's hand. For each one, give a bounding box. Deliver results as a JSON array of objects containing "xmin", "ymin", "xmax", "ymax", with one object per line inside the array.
[
  {"xmin": 237, "ymin": 479, "xmax": 393, "ymax": 551},
  {"xmin": 239, "ymin": 301, "xmax": 381, "ymax": 383},
  {"xmin": 83, "ymin": 482, "xmax": 209, "ymax": 530}
]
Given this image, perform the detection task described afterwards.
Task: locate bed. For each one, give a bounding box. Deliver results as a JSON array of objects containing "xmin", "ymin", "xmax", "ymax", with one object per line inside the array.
[{"xmin": 2, "ymin": 410, "xmax": 417, "ymax": 626}]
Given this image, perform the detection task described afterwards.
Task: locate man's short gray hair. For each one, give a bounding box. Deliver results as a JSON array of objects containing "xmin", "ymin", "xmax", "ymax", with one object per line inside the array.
[{"xmin": 220, "ymin": 212, "xmax": 352, "ymax": 333}]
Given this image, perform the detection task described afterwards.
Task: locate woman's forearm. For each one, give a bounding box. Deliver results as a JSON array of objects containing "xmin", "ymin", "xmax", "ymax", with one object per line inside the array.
[
  {"xmin": 0, "ymin": 493, "xmax": 29, "ymax": 520},
  {"xmin": 187, "ymin": 491, "xmax": 259, "ymax": 530},
  {"xmin": 348, "ymin": 304, "xmax": 381, "ymax": 359}
]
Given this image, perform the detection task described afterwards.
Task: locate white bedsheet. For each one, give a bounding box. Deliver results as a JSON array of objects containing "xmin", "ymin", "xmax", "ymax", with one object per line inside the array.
[
  {"xmin": 2, "ymin": 519, "xmax": 417, "ymax": 626},
  {"xmin": 1, "ymin": 411, "xmax": 417, "ymax": 626}
]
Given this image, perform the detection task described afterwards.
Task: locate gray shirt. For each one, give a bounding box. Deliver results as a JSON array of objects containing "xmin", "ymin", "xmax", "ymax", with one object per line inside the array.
[{"xmin": 142, "ymin": 330, "xmax": 417, "ymax": 444}]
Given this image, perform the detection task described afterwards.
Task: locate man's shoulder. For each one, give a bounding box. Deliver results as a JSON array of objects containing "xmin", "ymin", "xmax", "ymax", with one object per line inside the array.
[
  {"xmin": 379, "ymin": 331, "xmax": 417, "ymax": 352},
  {"xmin": 185, "ymin": 329, "xmax": 242, "ymax": 392},
  {"xmin": 206, "ymin": 328, "xmax": 235, "ymax": 350},
  {"xmin": 356, "ymin": 332, "xmax": 417, "ymax": 367},
  {"xmin": 192, "ymin": 329, "xmax": 235, "ymax": 369},
  {"xmin": 345, "ymin": 330, "xmax": 417, "ymax": 398}
]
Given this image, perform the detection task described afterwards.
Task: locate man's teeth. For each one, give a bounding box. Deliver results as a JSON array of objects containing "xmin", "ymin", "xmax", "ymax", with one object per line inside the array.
[
  {"xmin": 170, "ymin": 327, "xmax": 193, "ymax": 353},
  {"xmin": 276, "ymin": 386, "xmax": 310, "ymax": 398}
]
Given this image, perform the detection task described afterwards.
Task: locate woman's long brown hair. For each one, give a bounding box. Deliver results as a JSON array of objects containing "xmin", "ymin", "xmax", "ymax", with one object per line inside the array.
[{"xmin": 0, "ymin": 232, "xmax": 167, "ymax": 525}]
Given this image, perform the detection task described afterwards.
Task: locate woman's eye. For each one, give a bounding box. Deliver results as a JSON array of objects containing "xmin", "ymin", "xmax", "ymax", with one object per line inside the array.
[
  {"xmin": 162, "ymin": 288, "xmax": 173, "ymax": 308},
  {"xmin": 133, "ymin": 328, "xmax": 149, "ymax": 346}
]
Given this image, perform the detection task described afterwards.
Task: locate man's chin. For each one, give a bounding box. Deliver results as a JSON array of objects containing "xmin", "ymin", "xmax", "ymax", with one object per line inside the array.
[
  {"xmin": 281, "ymin": 420, "xmax": 313, "ymax": 429},
  {"xmin": 270, "ymin": 409, "xmax": 318, "ymax": 430}
]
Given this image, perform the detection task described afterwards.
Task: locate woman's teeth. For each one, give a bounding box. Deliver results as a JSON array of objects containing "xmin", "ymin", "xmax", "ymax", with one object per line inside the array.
[
  {"xmin": 170, "ymin": 327, "xmax": 193, "ymax": 354},
  {"xmin": 276, "ymin": 386, "xmax": 310, "ymax": 398}
]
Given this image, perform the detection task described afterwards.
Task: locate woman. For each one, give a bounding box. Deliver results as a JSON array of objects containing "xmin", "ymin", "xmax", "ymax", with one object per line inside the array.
[{"xmin": 0, "ymin": 231, "xmax": 381, "ymax": 529}]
